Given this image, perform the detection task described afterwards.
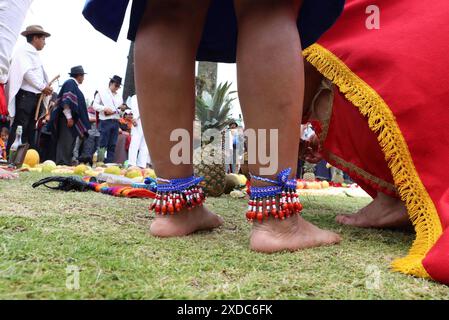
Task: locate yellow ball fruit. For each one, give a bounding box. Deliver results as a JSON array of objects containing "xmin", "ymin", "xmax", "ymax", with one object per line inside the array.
[
  {"xmin": 237, "ymin": 174, "xmax": 248, "ymax": 186},
  {"xmin": 74, "ymin": 164, "xmax": 88, "ymax": 175},
  {"xmin": 41, "ymin": 160, "xmax": 57, "ymax": 173},
  {"xmin": 23, "ymin": 149, "xmax": 40, "ymax": 168},
  {"xmin": 125, "ymin": 169, "xmax": 143, "ymax": 179},
  {"xmin": 104, "ymin": 166, "xmax": 121, "ymax": 175},
  {"xmin": 296, "ymin": 181, "xmax": 305, "ymax": 190},
  {"xmin": 143, "ymin": 168, "xmax": 157, "ymax": 179}
]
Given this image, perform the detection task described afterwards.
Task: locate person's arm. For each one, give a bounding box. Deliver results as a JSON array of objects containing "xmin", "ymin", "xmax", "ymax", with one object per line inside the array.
[
  {"xmin": 93, "ymin": 93, "xmax": 115, "ymax": 115},
  {"xmin": 63, "ymin": 105, "xmax": 72, "ymax": 120},
  {"xmin": 63, "ymin": 105, "xmax": 74, "ymax": 128},
  {"xmin": 92, "ymin": 92, "xmax": 106, "ymax": 112},
  {"xmin": 23, "ymin": 67, "xmax": 52, "ymax": 95}
]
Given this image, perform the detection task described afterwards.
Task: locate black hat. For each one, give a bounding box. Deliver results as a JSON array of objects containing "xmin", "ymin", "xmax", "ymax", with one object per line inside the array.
[
  {"xmin": 110, "ymin": 75, "xmax": 122, "ymax": 86},
  {"xmin": 69, "ymin": 65, "xmax": 87, "ymax": 77}
]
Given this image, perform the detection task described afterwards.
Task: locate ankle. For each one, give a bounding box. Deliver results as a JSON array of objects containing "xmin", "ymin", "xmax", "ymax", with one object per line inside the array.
[
  {"xmin": 246, "ymin": 168, "xmax": 302, "ymax": 223},
  {"xmin": 150, "ymin": 175, "xmax": 206, "ymax": 215},
  {"xmin": 252, "ymin": 215, "xmax": 300, "ymax": 234}
]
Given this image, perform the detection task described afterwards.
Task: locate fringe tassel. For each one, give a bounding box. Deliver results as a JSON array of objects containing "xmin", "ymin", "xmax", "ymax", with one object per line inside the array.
[{"xmin": 303, "ymin": 44, "xmax": 443, "ymax": 279}]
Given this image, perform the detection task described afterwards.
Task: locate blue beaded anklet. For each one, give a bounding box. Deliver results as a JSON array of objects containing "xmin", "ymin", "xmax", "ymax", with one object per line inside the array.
[
  {"xmin": 150, "ymin": 175, "xmax": 205, "ymax": 215},
  {"xmin": 247, "ymin": 168, "xmax": 302, "ymax": 222}
]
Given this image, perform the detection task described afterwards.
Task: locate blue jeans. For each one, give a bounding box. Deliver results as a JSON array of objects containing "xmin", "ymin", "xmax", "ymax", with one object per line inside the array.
[{"xmin": 99, "ymin": 119, "xmax": 119, "ymax": 163}]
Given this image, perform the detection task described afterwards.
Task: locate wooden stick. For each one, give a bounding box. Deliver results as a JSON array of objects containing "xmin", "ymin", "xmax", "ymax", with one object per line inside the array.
[{"xmin": 34, "ymin": 75, "xmax": 60, "ymax": 121}]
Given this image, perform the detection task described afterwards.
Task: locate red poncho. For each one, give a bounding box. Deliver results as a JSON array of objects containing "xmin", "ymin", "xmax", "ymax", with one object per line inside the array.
[{"xmin": 304, "ymin": 0, "xmax": 449, "ymax": 284}]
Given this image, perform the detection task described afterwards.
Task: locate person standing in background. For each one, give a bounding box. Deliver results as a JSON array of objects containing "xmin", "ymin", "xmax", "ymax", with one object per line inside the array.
[
  {"xmin": 0, "ymin": 0, "xmax": 33, "ymax": 180},
  {"xmin": 128, "ymin": 95, "xmax": 150, "ymax": 168},
  {"xmin": 47, "ymin": 66, "xmax": 91, "ymax": 165},
  {"xmin": 78, "ymin": 91, "xmax": 100, "ymax": 165},
  {"xmin": 93, "ymin": 75, "xmax": 123, "ymax": 163},
  {"xmin": 6, "ymin": 25, "xmax": 53, "ymax": 151}
]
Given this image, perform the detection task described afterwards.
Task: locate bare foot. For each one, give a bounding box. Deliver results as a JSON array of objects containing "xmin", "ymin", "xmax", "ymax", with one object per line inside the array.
[
  {"xmin": 150, "ymin": 205, "xmax": 224, "ymax": 237},
  {"xmin": 335, "ymin": 192, "xmax": 411, "ymax": 229},
  {"xmin": 0, "ymin": 168, "xmax": 18, "ymax": 180},
  {"xmin": 250, "ymin": 215, "xmax": 341, "ymax": 253}
]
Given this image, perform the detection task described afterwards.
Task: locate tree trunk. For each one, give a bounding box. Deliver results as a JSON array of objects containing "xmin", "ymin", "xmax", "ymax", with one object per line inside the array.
[
  {"xmin": 123, "ymin": 42, "xmax": 135, "ymax": 101},
  {"xmin": 196, "ymin": 62, "xmax": 217, "ymax": 97}
]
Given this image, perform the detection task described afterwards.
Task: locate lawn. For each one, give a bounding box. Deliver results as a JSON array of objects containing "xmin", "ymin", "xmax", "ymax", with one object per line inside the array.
[{"xmin": 0, "ymin": 172, "xmax": 448, "ymax": 300}]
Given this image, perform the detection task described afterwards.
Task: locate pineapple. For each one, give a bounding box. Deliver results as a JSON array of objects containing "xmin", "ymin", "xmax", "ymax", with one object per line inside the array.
[
  {"xmin": 194, "ymin": 143, "xmax": 226, "ymax": 197},
  {"xmin": 97, "ymin": 147, "xmax": 106, "ymax": 163},
  {"xmin": 194, "ymin": 82, "xmax": 236, "ymax": 197},
  {"xmin": 303, "ymin": 162, "xmax": 316, "ymax": 181}
]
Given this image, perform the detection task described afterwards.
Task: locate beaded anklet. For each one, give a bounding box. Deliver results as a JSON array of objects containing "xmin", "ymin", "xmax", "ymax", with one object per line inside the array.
[
  {"xmin": 246, "ymin": 168, "xmax": 302, "ymax": 223},
  {"xmin": 149, "ymin": 175, "xmax": 206, "ymax": 215}
]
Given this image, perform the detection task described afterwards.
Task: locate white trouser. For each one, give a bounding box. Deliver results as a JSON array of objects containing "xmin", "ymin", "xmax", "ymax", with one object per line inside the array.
[
  {"xmin": 128, "ymin": 127, "xmax": 150, "ymax": 168},
  {"xmin": 0, "ymin": 0, "xmax": 33, "ymax": 84}
]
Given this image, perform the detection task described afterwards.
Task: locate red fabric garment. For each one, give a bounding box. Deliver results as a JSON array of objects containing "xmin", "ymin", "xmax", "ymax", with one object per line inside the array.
[
  {"xmin": 322, "ymin": 90, "xmax": 397, "ymax": 199},
  {"xmin": 305, "ymin": 0, "xmax": 449, "ymax": 283},
  {"xmin": 0, "ymin": 83, "xmax": 7, "ymax": 117}
]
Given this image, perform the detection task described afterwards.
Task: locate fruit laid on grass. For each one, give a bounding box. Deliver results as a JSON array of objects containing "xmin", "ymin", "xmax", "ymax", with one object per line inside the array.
[
  {"xmin": 104, "ymin": 166, "xmax": 121, "ymax": 175},
  {"xmin": 23, "ymin": 149, "xmax": 40, "ymax": 168},
  {"xmin": 125, "ymin": 169, "xmax": 143, "ymax": 179},
  {"xmin": 74, "ymin": 164, "xmax": 88, "ymax": 175}
]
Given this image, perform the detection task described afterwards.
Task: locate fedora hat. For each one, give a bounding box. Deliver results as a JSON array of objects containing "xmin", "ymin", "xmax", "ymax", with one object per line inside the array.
[
  {"xmin": 69, "ymin": 65, "xmax": 87, "ymax": 76},
  {"xmin": 21, "ymin": 25, "xmax": 51, "ymax": 37},
  {"xmin": 110, "ymin": 75, "xmax": 123, "ymax": 86}
]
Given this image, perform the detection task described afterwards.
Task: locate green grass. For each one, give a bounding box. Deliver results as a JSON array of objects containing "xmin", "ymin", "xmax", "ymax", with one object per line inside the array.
[{"xmin": 0, "ymin": 173, "xmax": 448, "ymax": 299}]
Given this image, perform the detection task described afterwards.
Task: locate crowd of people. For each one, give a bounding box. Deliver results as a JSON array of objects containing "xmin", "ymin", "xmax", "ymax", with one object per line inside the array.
[{"xmin": 0, "ymin": 24, "xmax": 150, "ymax": 168}]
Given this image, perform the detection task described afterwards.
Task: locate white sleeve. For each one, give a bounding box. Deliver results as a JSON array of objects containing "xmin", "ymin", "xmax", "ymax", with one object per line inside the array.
[
  {"xmin": 93, "ymin": 92, "xmax": 106, "ymax": 112},
  {"xmin": 63, "ymin": 106, "xmax": 72, "ymax": 120},
  {"xmin": 23, "ymin": 67, "xmax": 46, "ymax": 91}
]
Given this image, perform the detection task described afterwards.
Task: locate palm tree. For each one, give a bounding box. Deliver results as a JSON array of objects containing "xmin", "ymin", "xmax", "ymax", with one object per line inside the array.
[
  {"xmin": 123, "ymin": 42, "xmax": 135, "ymax": 100},
  {"xmin": 196, "ymin": 61, "xmax": 218, "ymax": 97}
]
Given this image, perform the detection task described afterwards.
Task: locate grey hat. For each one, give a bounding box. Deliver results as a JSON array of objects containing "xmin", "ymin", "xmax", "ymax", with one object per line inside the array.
[{"xmin": 21, "ymin": 25, "xmax": 51, "ymax": 37}]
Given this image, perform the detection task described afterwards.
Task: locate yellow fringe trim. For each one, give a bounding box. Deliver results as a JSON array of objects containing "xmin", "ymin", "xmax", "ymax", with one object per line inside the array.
[{"xmin": 303, "ymin": 44, "xmax": 443, "ymax": 279}]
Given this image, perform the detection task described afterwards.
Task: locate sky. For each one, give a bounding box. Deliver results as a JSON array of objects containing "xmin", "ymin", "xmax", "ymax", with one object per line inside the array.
[{"xmin": 19, "ymin": 0, "xmax": 241, "ymax": 117}]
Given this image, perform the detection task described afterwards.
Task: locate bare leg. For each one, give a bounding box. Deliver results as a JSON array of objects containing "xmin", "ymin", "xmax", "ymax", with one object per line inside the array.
[
  {"xmin": 234, "ymin": 0, "xmax": 341, "ymax": 252},
  {"xmin": 336, "ymin": 192, "xmax": 411, "ymax": 229},
  {"xmin": 135, "ymin": 0, "xmax": 223, "ymax": 237}
]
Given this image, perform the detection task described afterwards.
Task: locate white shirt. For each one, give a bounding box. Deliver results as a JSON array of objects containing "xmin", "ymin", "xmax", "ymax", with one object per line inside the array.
[
  {"xmin": 93, "ymin": 88, "xmax": 123, "ymax": 121},
  {"xmin": 20, "ymin": 43, "xmax": 47, "ymax": 93}
]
